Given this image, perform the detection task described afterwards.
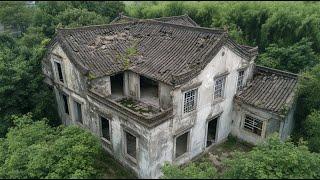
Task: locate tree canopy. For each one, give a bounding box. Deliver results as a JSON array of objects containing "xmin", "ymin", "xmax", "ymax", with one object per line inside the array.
[
  {"xmin": 161, "ymin": 161, "xmax": 217, "ymax": 179},
  {"xmin": 0, "ymin": 113, "xmax": 105, "ymax": 179},
  {"xmin": 161, "ymin": 135, "xmax": 320, "ymax": 179},
  {"xmin": 223, "ymin": 135, "xmax": 320, "ymax": 179}
]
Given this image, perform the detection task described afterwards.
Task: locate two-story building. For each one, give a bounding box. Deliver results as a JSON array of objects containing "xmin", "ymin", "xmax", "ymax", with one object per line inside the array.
[{"xmin": 42, "ymin": 15, "xmax": 298, "ymax": 178}]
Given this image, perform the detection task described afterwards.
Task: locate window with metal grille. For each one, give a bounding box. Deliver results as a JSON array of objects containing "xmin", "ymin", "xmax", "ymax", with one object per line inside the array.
[
  {"xmin": 54, "ymin": 61, "xmax": 64, "ymax": 83},
  {"xmin": 214, "ymin": 76, "xmax": 226, "ymax": 99},
  {"xmin": 243, "ymin": 115, "xmax": 263, "ymax": 136},
  {"xmin": 237, "ymin": 70, "xmax": 245, "ymax": 91},
  {"xmin": 183, "ymin": 89, "xmax": 197, "ymax": 113}
]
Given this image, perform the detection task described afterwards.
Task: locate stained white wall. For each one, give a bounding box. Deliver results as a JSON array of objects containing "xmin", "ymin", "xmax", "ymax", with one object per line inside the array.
[
  {"xmin": 87, "ymin": 95, "xmax": 153, "ymax": 178},
  {"xmin": 49, "ymin": 43, "xmax": 93, "ymax": 131},
  {"xmin": 147, "ymin": 46, "xmax": 255, "ymax": 178},
  {"xmin": 280, "ymin": 104, "xmax": 296, "ymax": 141}
]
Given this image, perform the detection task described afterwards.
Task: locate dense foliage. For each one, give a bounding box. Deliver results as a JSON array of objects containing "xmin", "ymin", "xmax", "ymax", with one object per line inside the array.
[
  {"xmin": 0, "ymin": 114, "xmax": 105, "ymax": 179},
  {"xmin": 161, "ymin": 136, "xmax": 320, "ymax": 179},
  {"xmin": 0, "ymin": 1, "xmax": 125, "ymax": 137},
  {"xmin": 305, "ymin": 111, "xmax": 320, "ymax": 153},
  {"xmin": 257, "ymin": 38, "xmax": 320, "ymax": 73},
  {"xmin": 161, "ymin": 161, "xmax": 217, "ymax": 179},
  {"xmin": 223, "ymin": 135, "xmax": 320, "ymax": 179}
]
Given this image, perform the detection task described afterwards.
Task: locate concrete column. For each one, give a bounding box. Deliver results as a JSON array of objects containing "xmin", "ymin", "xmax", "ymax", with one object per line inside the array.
[
  {"xmin": 159, "ymin": 82, "xmax": 172, "ymax": 109},
  {"xmin": 127, "ymin": 71, "xmax": 140, "ymax": 99}
]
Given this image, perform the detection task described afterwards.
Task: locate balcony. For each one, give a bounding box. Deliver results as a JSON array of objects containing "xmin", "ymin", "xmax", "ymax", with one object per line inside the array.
[{"xmin": 88, "ymin": 90, "xmax": 173, "ymax": 128}]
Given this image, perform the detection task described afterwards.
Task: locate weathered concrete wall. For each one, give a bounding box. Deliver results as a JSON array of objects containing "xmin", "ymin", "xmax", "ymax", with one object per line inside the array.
[
  {"xmin": 159, "ymin": 82, "xmax": 173, "ymax": 110},
  {"xmin": 280, "ymin": 104, "xmax": 296, "ymax": 141},
  {"xmin": 147, "ymin": 46, "xmax": 255, "ymax": 173},
  {"xmin": 87, "ymin": 95, "xmax": 152, "ymax": 178},
  {"xmin": 50, "ymin": 44, "xmax": 87, "ymax": 94},
  {"xmin": 127, "ymin": 71, "xmax": 140, "ymax": 98},
  {"xmin": 89, "ymin": 76, "xmax": 111, "ymax": 97},
  {"xmin": 46, "ymin": 43, "xmax": 92, "ymax": 129},
  {"xmin": 149, "ymin": 120, "xmax": 173, "ymax": 178},
  {"xmin": 232, "ymin": 103, "xmax": 282, "ymax": 145},
  {"xmin": 265, "ymin": 118, "xmax": 281, "ymax": 137}
]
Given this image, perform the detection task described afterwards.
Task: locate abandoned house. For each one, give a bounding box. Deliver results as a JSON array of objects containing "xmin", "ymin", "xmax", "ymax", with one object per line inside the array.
[{"xmin": 42, "ymin": 14, "xmax": 298, "ymax": 178}]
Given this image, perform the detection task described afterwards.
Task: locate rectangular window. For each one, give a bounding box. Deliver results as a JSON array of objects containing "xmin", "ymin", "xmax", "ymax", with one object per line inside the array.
[
  {"xmin": 237, "ymin": 70, "xmax": 245, "ymax": 91},
  {"xmin": 183, "ymin": 89, "xmax": 198, "ymax": 113},
  {"xmin": 244, "ymin": 115, "xmax": 263, "ymax": 136},
  {"xmin": 175, "ymin": 131, "xmax": 189, "ymax": 158},
  {"xmin": 101, "ymin": 116, "xmax": 110, "ymax": 141},
  {"xmin": 54, "ymin": 61, "xmax": 64, "ymax": 83},
  {"xmin": 62, "ymin": 93, "xmax": 69, "ymax": 115},
  {"xmin": 125, "ymin": 131, "xmax": 137, "ymax": 160},
  {"xmin": 214, "ymin": 76, "xmax": 226, "ymax": 99},
  {"xmin": 73, "ymin": 100, "xmax": 83, "ymax": 124}
]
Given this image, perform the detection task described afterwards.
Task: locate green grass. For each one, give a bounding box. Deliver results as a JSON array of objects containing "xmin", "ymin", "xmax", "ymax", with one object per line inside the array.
[
  {"xmin": 97, "ymin": 151, "xmax": 137, "ymax": 179},
  {"xmin": 220, "ymin": 135, "xmax": 253, "ymax": 151}
]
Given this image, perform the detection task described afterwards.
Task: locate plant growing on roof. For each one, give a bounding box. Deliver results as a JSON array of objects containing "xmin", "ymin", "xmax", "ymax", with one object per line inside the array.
[
  {"xmin": 120, "ymin": 40, "xmax": 139, "ymax": 70},
  {"xmin": 87, "ymin": 72, "xmax": 96, "ymax": 80}
]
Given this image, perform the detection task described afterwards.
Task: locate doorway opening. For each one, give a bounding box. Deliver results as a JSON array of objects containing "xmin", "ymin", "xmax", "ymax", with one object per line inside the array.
[{"xmin": 206, "ymin": 116, "xmax": 219, "ymax": 147}]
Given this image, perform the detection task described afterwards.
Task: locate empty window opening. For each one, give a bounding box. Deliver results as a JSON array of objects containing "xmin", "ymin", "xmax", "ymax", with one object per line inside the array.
[
  {"xmin": 244, "ymin": 115, "xmax": 263, "ymax": 136},
  {"xmin": 140, "ymin": 76, "xmax": 159, "ymax": 106},
  {"xmin": 237, "ymin": 70, "xmax": 245, "ymax": 91},
  {"xmin": 73, "ymin": 100, "xmax": 83, "ymax": 124},
  {"xmin": 206, "ymin": 117, "xmax": 218, "ymax": 147},
  {"xmin": 111, "ymin": 73, "xmax": 124, "ymax": 97},
  {"xmin": 183, "ymin": 89, "xmax": 198, "ymax": 113},
  {"xmin": 125, "ymin": 131, "xmax": 137, "ymax": 160},
  {"xmin": 62, "ymin": 93, "xmax": 69, "ymax": 115},
  {"xmin": 101, "ymin": 116, "xmax": 110, "ymax": 141},
  {"xmin": 175, "ymin": 131, "xmax": 189, "ymax": 158},
  {"xmin": 214, "ymin": 76, "xmax": 226, "ymax": 99},
  {"xmin": 54, "ymin": 61, "xmax": 64, "ymax": 83}
]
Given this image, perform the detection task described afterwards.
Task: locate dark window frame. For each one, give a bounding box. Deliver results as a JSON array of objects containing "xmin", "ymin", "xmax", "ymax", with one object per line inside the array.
[
  {"xmin": 61, "ymin": 92, "xmax": 70, "ymax": 115},
  {"xmin": 100, "ymin": 116, "xmax": 111, "ymax": 142},
  {"xmin": 54, "ymin": 60, "xmax": 64, "ymax": 83},
  {"xmin": 73, "ymin": 100, "xmax": 83, "ymax": 124},
  {"xmin": 174, "ymin": 130, "xmax": 190, "ymax": 159},
  {"xmin": 124, "ymin": 130, "xmax": 138, "ymax": 163}
]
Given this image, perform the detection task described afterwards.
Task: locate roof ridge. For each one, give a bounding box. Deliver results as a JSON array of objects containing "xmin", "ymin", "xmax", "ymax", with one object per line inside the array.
[
  {"xmin": 255, "ymin": 65, "xmax": 298, "ymax": 79},
  {"xmin": 124, "ymin": 14, "xmax": 200, "ymax": 27},
  {"xmin": 57, "ymin": 19, "xmax": 225, "ymax": 35}
]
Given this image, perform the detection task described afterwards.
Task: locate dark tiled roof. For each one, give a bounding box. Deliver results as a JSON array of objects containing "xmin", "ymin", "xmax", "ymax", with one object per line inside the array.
[
  {"xmin": 52, "ymin": 18, "xmax": 257, "ymax": 85},
  {"xmin": 110, "ymin": 14, "xmax": 199, "ymax": 27},
  {"xmin": 56, "ymin": 21, "xmax": 224, "ymax": 84},
  {"xmin": 235, "ymin": 65, "xmax": 298, "ymax": 115}
]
